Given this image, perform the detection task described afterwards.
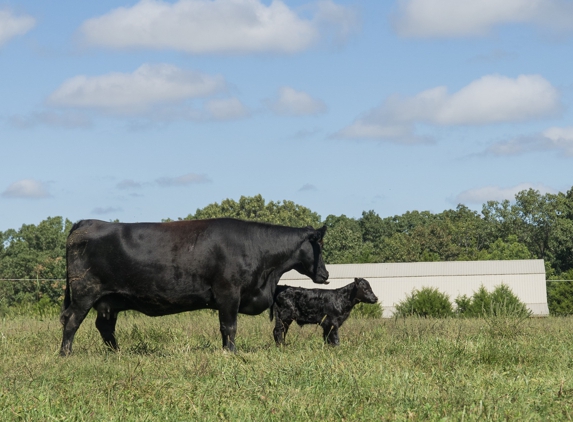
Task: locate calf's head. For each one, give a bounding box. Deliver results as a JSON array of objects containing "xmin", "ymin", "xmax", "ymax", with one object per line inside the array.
[
  {"xmin": 353, "ymin": 278, "xmax": 378, "ymax": 303},
  {"xmin": 294, "ymin": 225, "xmax": 329, "ymax": 284}
]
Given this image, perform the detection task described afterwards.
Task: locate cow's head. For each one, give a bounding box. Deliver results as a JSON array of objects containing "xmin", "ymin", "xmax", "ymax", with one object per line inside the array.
[
  {"xmin": 353, "ymin": 277, "xmax": 378, "ymax": 304},
  {"xmin": 294, "ymin": 225, "xmax": 329, "ymax": 284}
]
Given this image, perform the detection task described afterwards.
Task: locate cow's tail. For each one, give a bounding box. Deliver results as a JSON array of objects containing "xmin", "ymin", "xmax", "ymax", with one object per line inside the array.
[
  {"xmin": 62, "ymin": 276, "xmax": 71, "ymax": 312},
  {"xmin": 61, "ymin": 221, "xmax": 82, "ymax": 322},
  {"xmin": 60, "ymin": 260, "xmax": 72, "ymax": 326},
  {"xmin": 269, "ymin": 303, "xmax": 275, "ymax": 322},
  {"xmin": 60, "ymin": 251, "xmax": 72, "ymax": 325}
]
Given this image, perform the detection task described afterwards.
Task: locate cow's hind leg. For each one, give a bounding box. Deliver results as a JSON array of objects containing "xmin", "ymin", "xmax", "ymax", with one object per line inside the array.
[
  {"xmin": 60, "ymin": 302, "xmax": 92, "ymax": 356},
  {"xmin": 95, "ymin": 306, "xmax": 119, "ymax": 351}
]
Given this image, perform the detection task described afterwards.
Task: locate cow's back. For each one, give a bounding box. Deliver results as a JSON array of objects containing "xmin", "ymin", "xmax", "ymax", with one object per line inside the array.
[
  {"xmin": 66, "ymin": 220, "xmax": 221, "ymax": 306},
  {"xmin": 65, "ymin": 218, "xmax": 302, "ymax": 312}
]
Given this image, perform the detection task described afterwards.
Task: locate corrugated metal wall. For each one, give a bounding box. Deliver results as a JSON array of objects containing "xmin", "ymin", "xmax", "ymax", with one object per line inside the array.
[{"xmin": 279, "ymin": 259, "xmax": 549, "ymax": 317}]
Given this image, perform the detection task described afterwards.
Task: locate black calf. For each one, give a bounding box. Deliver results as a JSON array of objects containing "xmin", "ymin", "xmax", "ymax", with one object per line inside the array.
[{"xmin": 272, "ymin": 277, "xmax": 378, "ymax": 346}]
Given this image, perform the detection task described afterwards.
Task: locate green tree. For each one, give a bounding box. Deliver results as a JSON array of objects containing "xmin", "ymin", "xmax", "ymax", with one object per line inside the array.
[
  {"xmin": 443, "ymin": 205, "xmax": 491, "ymax": 260},
  {"xmin": 482, "ymin": 199, "xmax": 519, "ymax": 243},
  {"xmin": 547, "ymin": 188, "xmax": 573, "ymax": 273},
  {"xmin": 477, "ymin": 235, "xmax": 532, "ymax": 260},
  {"xmin": 0, "ymin": 216, "xmax": 72, "ymax": 305},
  {"xmin": 183, "ymin": 194, "xmax": 321, "ymax": 228},
  {"xmin": 359, "ymin": 210, "xmax": 385, "ymax": 245},
  {"xmin": 513, "ymin": 189, "xmax": 558, "ymax": 259},
  {"xmin": 374, "ymin": 211, "xmax": 439, "ymax": 262},
  {"xmin": 482, "ymin": 187, "xmax": 573, "ymax": 273},
  {"xmin": 375, "ymin": 206, "xmax": 490, "ymax": 263},
  {"xmin": 546, "ymin": 268, "xmax": 573, "ymax": 315},
  {"xmin": 323, "ymin": 214, "xmax": 374, "ymax": 264}
]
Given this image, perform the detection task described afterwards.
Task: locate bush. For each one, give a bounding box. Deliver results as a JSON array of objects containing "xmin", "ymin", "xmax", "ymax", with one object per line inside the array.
[
  {"xmin": 351, "ymin": 302, "xmax": 383, "ymax": 319},
  {"xmin": 394, "ymin": 287, "xmax": 453, "ymax": 318},
  {"xmin": 455, "ymin": 284, "xmax": 530, "ymax": 318}
]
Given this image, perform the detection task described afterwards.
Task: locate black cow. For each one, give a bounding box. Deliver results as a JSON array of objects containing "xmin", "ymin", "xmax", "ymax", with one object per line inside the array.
[
  {"xmin": 271, "ymin": 278, "xmax": 378, "ymax": 346},
  {"xmin": 60, "ymin": 218, "xmax": 328, "ymax": 355}
]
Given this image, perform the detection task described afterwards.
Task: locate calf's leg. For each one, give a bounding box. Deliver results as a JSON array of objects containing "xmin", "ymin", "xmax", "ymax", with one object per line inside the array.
[
  {"xmin": 323, "ymin": 325, "xmax": 340, "ymax": 346},
  {"xmin": 273, "ymin": 318, "xmax": 292, "ymax": 345}
]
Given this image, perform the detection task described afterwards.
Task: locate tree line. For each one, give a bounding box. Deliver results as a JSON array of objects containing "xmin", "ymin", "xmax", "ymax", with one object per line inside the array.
[{"xmin": 2, "ymin": 187, "xmax": 573, "ymax": 313}]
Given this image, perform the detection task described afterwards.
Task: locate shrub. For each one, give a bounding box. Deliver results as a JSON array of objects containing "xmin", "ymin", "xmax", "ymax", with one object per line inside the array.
[
  {"xmin": 453, "ymin": 294, "xmax": 472, "ymax": 315},
  {"xmin": 351, "ymin": 302, "xmax": 383, "ymax": 319},
  {"xmin": 394, "ymin": 287, "xmax": 453, "ymax": 318},
  {"xmin": 456, "ymin": 284, "xmax": 530, "ymax": 318}
]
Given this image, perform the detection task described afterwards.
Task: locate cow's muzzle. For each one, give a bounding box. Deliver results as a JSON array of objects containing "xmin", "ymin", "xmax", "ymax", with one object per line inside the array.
[{"xmin": 314, "ymin": 271, "xmax": 330, "ymax": 284}]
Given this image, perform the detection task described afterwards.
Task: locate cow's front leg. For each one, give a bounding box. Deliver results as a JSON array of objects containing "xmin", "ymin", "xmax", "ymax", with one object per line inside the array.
[{"xmin": 218, "ymin": 306, "xmax": 239, "ymax": 352}]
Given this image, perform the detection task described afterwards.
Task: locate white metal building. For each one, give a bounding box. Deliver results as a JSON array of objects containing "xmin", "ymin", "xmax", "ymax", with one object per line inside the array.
[{"xmin": 279, "ymin": 259, "xmax": 549, "ymax": 317}]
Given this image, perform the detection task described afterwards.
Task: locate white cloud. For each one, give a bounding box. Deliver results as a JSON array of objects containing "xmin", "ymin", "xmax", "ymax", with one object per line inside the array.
[
  {"xmin": 456, "ymin": 183, "xmax": 557, "ymax": 204},
  {"xmin": 2, "ymin": 179, "xmax": 51, "ymax": 199},
  {"xmin": 290, "ymin": 127, "xmax": 322, "ymax": 140},
  {"xmin": 434, "ymin": 75, "xmax": 558, "ymax": 125},
  {"xmin": 298, "ymin": 183, "xmax": 317, "ymax": 192},
  {"xmin": 334, "ymin": 74, "xmax": 560, "ymax": 143},
  {"xmin": 116, "ymin": 179, "xmax": 143, "ymax": 190},
  {"xmin": 267, "ymin": 87, "xmax": 327, "ymax": 116},
  {"xmin": 335, "ymin": 121, "xmax": 425, "ymax": 144},
  {"xmin": 9, "ymin": 111, "xmax": 92, "ymax": 129},
  {"xmin": 0, "ymin": 9, "xmax": 35, "ymax": 47},
  {"xmin": 393, "ymin": 0, "xmax": 573, "ymax": 38},
  {"xmin": 544, "ymin": 127, "xmax": 573, "ymax": 150},
  {"xmin": 487, "ymin": 126, "xmax": 573, "ymax": 156},
  {"xmin": 469, "ymin": 49, "xmax": 517, "ymax": 64},
  {"xmin": 156, "ymin": 173, "xmax": 211, "ymax": 187},
  {"xmin": 313, "ymin": 0, "xmax": 360, "ymax": 42},
  {"xmin": 92, "ymin": 206, "xmax": 123, "ymax": 215},
  {"xmin": 205, "ymin": 97, "xmax": 249, "ymax": 120},
  {"xmin": 79, "ymin": 0, "xmax": 356, "ymax": 54},
  {"xmin": 47, "ymin": 63, "xmax": 226, "ymax": 115}
]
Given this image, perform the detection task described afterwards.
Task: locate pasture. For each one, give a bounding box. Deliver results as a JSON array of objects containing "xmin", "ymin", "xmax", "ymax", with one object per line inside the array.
[{"xmin": 2, "ymin": 310, "xmax": 573, "ymax": 421}]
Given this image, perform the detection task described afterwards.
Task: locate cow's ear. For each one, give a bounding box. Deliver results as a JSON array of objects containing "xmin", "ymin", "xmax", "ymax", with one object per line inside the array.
[
  {"xmin": 354, "ymin": 277, "xmax": 359, "ymax": 283},
  {"xmin": 308, "ymin": 225, "xmax": 327, "ymax": 242}
]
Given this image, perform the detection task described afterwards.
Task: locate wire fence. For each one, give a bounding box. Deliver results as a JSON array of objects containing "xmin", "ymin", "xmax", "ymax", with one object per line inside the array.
[
  {"xmin": 0, "ymin": 278, "xmax": 65, "ymax": 282},
  {"xmin": 2, "ymin": 278, "xmax": 573, "ymax": 283},
  {"xmin": 0, "ymin": 278, "xmax": 67, "ymax": 307}
]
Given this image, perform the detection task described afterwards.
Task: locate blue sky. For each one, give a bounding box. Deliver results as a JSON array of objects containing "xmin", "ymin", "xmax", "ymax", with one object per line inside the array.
[{"xmin": 2, "ymin": 0, "xmax": 573, "ymax": 232}]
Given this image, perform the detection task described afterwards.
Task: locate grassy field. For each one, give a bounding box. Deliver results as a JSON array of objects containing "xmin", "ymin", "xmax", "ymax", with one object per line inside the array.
[{"xmin": 2, "ymin": 310, "xmax": 573, "ymax": 421}]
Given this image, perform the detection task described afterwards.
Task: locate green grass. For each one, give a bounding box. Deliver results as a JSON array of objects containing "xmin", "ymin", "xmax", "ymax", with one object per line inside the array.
[{"xmin": 2, "ymin": 310, "xmax": 573, "ymax": 421}]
